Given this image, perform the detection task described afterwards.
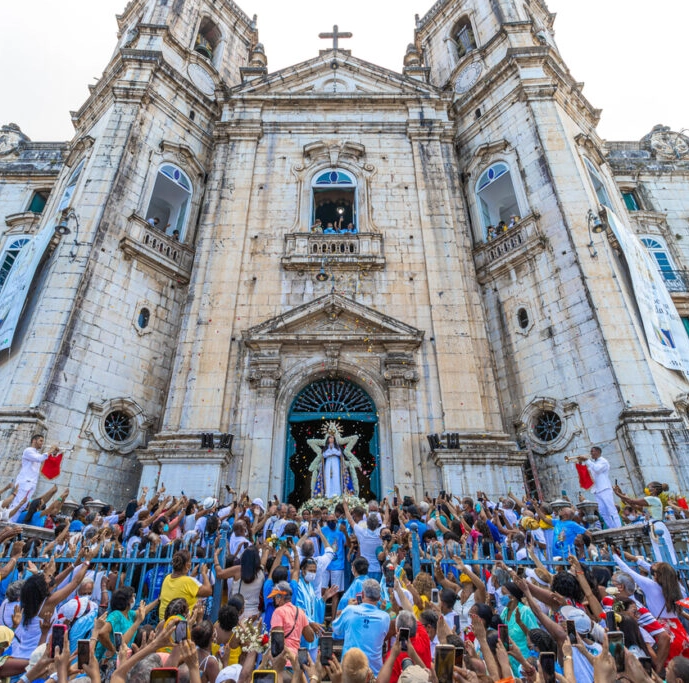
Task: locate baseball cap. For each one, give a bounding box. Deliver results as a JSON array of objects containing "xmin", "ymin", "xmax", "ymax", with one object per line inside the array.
[
  {"xmin": 400, "ymin": 665, "xmax": 431, "ymax": 683},
  {"xmin": 560, "ymin": 605, "xmax": 592, "ymax": 634},
  {"xmin": 215, "ymin": 664, "xmax": 243, "ymax": 683},
  {"xmin": 252, "ymin": 498, "xmax": 265, "ymax": 511},
  {"xmin": 266, "ymin": 582, "xmax": 292, "ymax": 599}
]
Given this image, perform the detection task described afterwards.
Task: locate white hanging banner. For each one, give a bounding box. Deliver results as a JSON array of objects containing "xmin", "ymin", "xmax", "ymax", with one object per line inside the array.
[
  {"xmin": 605, "ymin": 207, "xmax": 689, "ymax": 379},
  {"xmin": 0, "ymin": 224, "xmax": 55, "ymax": 351}
]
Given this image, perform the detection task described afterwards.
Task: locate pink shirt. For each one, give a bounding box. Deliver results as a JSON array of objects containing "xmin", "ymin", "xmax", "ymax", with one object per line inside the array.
[{"xmin": 270, "ymin": 603, "xmax": 310, "ymax": 656}]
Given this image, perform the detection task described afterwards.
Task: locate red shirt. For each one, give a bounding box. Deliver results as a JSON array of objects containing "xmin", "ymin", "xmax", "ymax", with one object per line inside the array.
[{"xmin": 386, "ymin": 623, "xmax": 432, "ymax": 682}]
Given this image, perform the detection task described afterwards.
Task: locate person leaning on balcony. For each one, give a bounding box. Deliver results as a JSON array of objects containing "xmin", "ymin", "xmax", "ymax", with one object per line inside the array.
[
  {"xmin": 323, "ymin": 222, "xmax": 337, "ymax": 234},
  {"xmin": 310, "ymin": 219, "xmax": 323, "ymax": 233},
  {"xmin": 341, "ymin": 222, "xmax": 357, "ymax": 234}
]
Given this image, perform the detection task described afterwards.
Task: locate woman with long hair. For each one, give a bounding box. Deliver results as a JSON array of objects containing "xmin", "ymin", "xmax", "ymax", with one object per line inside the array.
[
  {"xmin": 215, "ymin": 547, "xmax": 265, "ymax": 620},
  {"xmin": 322, "ymin": 435, "xmax": 343, "ymax": 498},
  {"xmin": 614, "ymin": 481, "xmax": 678, "ymax": 564}
]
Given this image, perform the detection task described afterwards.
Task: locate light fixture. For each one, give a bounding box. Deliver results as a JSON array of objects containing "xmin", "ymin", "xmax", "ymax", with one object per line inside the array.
[
  {"xmin": 316, "ymin": 261, "xmax": 329, "ymax": 282},
  {"xmin": 54, "ymin": 208, "xmax": 81, "ymax": 261},
  {"xmin": 586, "ymin": 209, "xmax": 606, "ymax": 258},
  {"xmin": 55, "ymin": 223, "xmax": 71, "ymax": 236},
  {"xmin": 336, "ymin": 206, "xmax": 345, "ymax": 216}
]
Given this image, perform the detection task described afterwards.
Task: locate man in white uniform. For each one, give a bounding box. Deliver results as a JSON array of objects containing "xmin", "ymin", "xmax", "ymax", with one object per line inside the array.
[
  {"xmin": 9, "ymin": 434, "xmax": 60, "ymax": 519},
  {"xmin": 581, "ymin": 446, "xmax": 621, "ymax": 528}
]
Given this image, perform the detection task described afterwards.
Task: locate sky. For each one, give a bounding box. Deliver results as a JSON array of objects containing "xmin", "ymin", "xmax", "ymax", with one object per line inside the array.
[{"xmin": 0, "ymin": 0, "xmax": 687, "ymax": 142}]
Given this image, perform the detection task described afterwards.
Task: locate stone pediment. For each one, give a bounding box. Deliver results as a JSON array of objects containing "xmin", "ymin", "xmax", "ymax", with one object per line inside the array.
[
  {"xmin": 231, "ymin": 51, "xmax": 439, "ymax": 99},
  {"xmin": 242, "ymin": 293, "xmax": 424, "ymax": 348}
]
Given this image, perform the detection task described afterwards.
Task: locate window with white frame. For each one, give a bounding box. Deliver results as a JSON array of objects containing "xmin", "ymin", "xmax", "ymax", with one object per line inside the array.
[
  {"xmin": 583, "ymin": 157, "xmax": 612, "ymax": 208},
  {"xmin": 144, "ymin": 164, "xmax": 193, "ymax": 240},
  {"xmin": 475, "ymin": 162, "xmax": 521, "ymax": 236},
  {"xmin": 641, "ymin": 236, "xmax": 680, "ymax": 283},
  {"xmin": 58, "ymin": 159, "xmax": 85, "ymax": 212},
  {"xmin": 312, "ymin": 169, "xmax": 357, "ymax": 231},
  {"xmin": 0, "ymin": 236, "xmax": 31, "ymax": 291}
]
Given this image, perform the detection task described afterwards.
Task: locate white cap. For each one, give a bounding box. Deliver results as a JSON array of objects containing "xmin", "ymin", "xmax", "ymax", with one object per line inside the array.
[
  {"xmin": 215, "ymin": 664, "xmax": 243, "ymax": 683},
  {"xmin": 418, "ymin": 501, "xmax": 430, "ymax": 514},
  {"xmin": 202, "ymin": 497, "xmax": 217, "ymax": 511},
  {"xmin": 252, "ymin": 498, "xmax": 265, "ymax": 511}
]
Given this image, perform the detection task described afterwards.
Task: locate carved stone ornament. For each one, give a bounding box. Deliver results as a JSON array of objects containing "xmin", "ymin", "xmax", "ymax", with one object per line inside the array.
[
  {"xmin": 649, "ymin": 126, "xmax": 689, "ymax": 161},
  {"xmin": 0, "ymin": 124, "xmax": 28, "ymax": 157},
  {"xmin": 248, "ymin": 352, "xmax": 283, "ymax": 390},
  {"xmin": 383, "ymin": 351, "xmax": 419, "ymax": 388}
]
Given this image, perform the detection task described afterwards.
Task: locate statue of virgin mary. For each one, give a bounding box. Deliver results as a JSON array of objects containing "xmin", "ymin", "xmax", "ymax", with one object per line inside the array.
[{"xmin": 308, "ymin": 423, "xmax": 361, "ymax": 498}]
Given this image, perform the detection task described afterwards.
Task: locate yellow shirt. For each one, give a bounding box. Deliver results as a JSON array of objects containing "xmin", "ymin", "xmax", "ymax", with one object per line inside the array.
[{"xmin": 159, "ymin": 574, "xmax": 200, "ymax": 619}]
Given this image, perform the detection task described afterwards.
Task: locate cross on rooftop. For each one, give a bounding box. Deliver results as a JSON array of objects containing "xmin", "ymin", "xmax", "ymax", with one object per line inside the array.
[{"xmin": 319, "ymin": 25, "xmax": 352, "ymax": 51}]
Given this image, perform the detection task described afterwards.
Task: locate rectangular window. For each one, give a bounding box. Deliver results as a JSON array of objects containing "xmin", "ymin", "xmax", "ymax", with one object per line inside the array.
[
  {"xmin": 683, "ymin": 317, "xmax": 689, "ymax": 339},
  {"xmin": 623, "ymin": 190, "xmax": 641, "ymax": 212},
  {"xmin": 27, "ymin": 190, "xmax": 49, "ymax": 214}
]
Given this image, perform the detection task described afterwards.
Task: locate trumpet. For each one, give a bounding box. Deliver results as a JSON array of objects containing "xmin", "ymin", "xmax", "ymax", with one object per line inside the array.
[{"xmin": 564, "ymin": 454, "xmax": 588, "ymax": 463}]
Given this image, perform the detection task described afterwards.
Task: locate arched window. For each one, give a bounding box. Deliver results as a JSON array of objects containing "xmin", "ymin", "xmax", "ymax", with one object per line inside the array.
[
  {"xmin": 0, "ymin": 236, "xmax": 31, "ymax": 291},
  {"xmin": 641, "ymin": 237, "xmax": 678, "ymax": 279},
  {"xmin": 58, "ymin": 159, "xmax": 85, "ymax": 212},
  {"xmin": 194, "ymin": 17, "xmax": 222, "ymax": 64},
  {"xmin": 144, "ymin": 164, "xmax": 193, "ymax": 240},
  {"xmin": 475, "ymin": 162, "xmax": 520, "ymax": 235},
  {"xmin": 451, "ymin": 16, "xmax": 477, "ymax": 60},
  {"xmin": 583, "ymin": 157, "xmax": 612, "ymax": 208},
  {"xmin": 312, "ymin": 169, "xmax": 357, "ymax": 231}
]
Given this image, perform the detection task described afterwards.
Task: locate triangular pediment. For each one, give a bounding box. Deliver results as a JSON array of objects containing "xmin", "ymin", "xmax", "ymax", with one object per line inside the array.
[
  {"xmin": 243, "ymin": 293, "xmax": 424, "ymax": 348},
  {"xmin": 231, "ymin": 51, "xmax": 440, "ymax": 100}
]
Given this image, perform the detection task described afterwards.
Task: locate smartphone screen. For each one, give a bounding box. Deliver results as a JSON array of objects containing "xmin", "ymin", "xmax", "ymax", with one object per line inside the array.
[
  {"xmin": 355, "ymin": 593, "xmax": 363, "ymax": 604},
  {"xmin": 498, "ymin": 623, "xmax": 510, "ymax": 650},
  {"xmin": 51, "ymin": 624, "xmax": 67, "ymax": 658},
  {"xmin": 174, "ymin": 620, "xmax": 188, "ymax": 644},
  {"xmin": 454, "ymin": 614, "xmax": 460, "ymax": 634},
  {"xmin": 77, "ymin": 639, "xmax": 90, "ymax": 669},
  {"xmin": 384, "ymin": 567, "xmax": 394, "ymax": 588},
  {"xmin": 298, "ymin": 648, "xmax": 309, "ymax": 668},
  {"xmin": 114, "ymin": 632, "xmax": 123, "ymax": 652},
  {"xmin": 608, "ymin": 631, "xmax": 625, "ymax": 673},
  {"xmin": 434, "ymin": 644, "xmax": 455, "ymax": 683},
  {"xmin": 252, "ymin": 670, "xmax": 277, "ymax": 683},
  {"xmin": 431, "ymin": 588, "xmax": 439, "ymax": 605},
  {"xmin": 606, "ymin": 610, "xmax": 617, "ymax": 632},
  {"xmin": 454, "ymin": 647, "xmax": 464, "ymax": 668},
  {"xmin": 566, "ymin": 620, "xmax": 577, "ymax": 644},
  {"xmin": 150, "ymin": 667, "xmax": 179, "ymax": 683},
  {"xmin": 319, "ymin": 634, "xmax": 333, "ymax": 663},
  {"xmin": 639, "ymin": 656, "xmax": 653, "ymax": 675},
  {"xmin": 398, "ymin": 627, "xmax": 410, "ymax": 652},
  {"xmin": 270, "ymin": 629, "xmax": 285, "ymax": 657},
  {"xmin": 540, "ymin": 652, "xmax": 556, "ymax": 682}
]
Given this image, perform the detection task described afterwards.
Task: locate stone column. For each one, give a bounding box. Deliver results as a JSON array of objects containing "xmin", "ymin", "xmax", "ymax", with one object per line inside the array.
[
  {"xmin": 242, "ymin": 348, "xmax": 282, "ymax": 500},
  {"xmin": 384, "ymin": 350, "xmax": 420, "ymax": 498}
]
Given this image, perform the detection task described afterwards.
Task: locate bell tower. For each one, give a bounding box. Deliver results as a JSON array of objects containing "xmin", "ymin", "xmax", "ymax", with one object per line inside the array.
[{"xmin": 411, "ymin": 0, "xmax": 689, "ymax": 498}]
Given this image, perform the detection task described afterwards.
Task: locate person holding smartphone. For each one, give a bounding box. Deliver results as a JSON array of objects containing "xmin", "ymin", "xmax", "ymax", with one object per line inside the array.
[
  {"xmin": 266, "ymin": 582, "xmax": 314, "ymax": 662},
  {"xmin": 498, "ymin": 582, "xmax": 540, "ymax": 676},
  {"xmin": 381, "ymin": 610, "xmax": 432, "ymax": 683}
]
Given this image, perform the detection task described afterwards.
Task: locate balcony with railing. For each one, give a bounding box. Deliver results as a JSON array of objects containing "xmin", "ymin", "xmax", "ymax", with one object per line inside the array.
[
  {"xmin": 472, "ymin": 213, "xmax": 545, "ymax": 283},
  {"xmin": 660, "ymin": 270, "xmax": 689, "ymax": 293},
  {"xmin": 119, "ymin": 214, "xmax": 195, "ymax": 284},
  {"xmin": 281, "ymin": 232, "xmax": 385, "ymax": 271}
]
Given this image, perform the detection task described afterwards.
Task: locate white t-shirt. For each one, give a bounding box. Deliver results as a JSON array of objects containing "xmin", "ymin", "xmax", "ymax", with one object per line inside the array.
[
  {"xmin": 353, "ymin": 523, "xmax": 382, "ymax": 572},
  {"xmin": 16, "ymin": 447, "xmax": 47, "ymax": 485}
]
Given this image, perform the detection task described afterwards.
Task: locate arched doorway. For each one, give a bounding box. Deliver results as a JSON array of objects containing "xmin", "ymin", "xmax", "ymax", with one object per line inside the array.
[{"xmin": 285, "ymin": 379, "xmax": 379, "ymax": 506}]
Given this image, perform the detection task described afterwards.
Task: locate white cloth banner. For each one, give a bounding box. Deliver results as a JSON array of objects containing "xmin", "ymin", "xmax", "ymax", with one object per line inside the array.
[
  {"xmin": 605, "ymin": 207, "xmax": 689, "ymax": 379},
  {"xmin": 0, "ymin": 225, "xmax": 55, "ymax": 351}
]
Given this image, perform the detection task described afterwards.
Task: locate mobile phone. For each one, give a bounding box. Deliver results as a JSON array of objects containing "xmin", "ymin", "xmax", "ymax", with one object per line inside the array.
[
  {"xmin": 431, "ymin": 588, "xmax": 439, "ymax": 605},
  {"xmin": 398, "ymin": 627, "xmax": 410, "ymax": 652},
  {"xmin": 252, "ymin": 670, "xmax": 278, "ymax": 683},
  {"xmin": 566, "ymin": 619, "xmax": 577, "ymax": 644},
  {"xmin": 319, "ymin": 633, "xmax": 333, "ymax": 663},
  {"xmin": 298, "ymin": 648, "xmax": 309, "ymax": 668},
  {"xmin": 384, "ymin": 566, "xmax": 394, "ymax": 588},
  {"xmin": 606, "ymin": 610, "xmax": 617, "ymax": 632},
  {"xmin": 540, "ymin": 652, "xmax": 556, "ymax": 683},
  {"xmin": 393, "ymin": 496, "xmax": 398, "ymax": 507},
  {"xmin": 174, "ymin": 620, "xmax": 188, "ymax": 644},
  {"xmin": 439, "ymin": 490, "xmax": 446, "ymax": 500},
  {"xmin": 77, "ymin": 639, "xmax": 90, "ymax": 669},
  {"xmin": 608, "ymin": 631, "xmax": 625, "ymax": 673},
  {"xmin": 150, "ymin": 667, "xmax": 179, "ymax": 682},
  {"xmin": 270, "ymin": 629, "xmax": 284, "ymax": 657},
  {"xmin": 434, "ymin": 644, "xmax": 455, "ymax": 683},
  {"xmin": 50, "ymin": 624, "xmax": 67, "ymax": 658},
  {"xmin": 356, "ymin": 593, "xmax": 363, "ymax": 604},
  {"xmin": 455, "ymin": 646, "xmax": 464, "ymax": 668},
  {"xmin": 114, "ymin": 631, "xmax": 123, "ymax": 652},
  {"xmin": 454, "ymin": 614, "xmax": 460, "ymax": 635},
  {"xmin": 639, "ymin": 655, "xmax": 653, "ymax": 675},
  {"xmin": 498, "ymin": 623, "xmax": 510, "ymax": 650}
]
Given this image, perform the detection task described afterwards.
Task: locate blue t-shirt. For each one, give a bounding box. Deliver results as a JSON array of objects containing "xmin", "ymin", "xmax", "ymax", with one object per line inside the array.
[
  {"xmin": 320, "ymin": 525, "xmax": 346, "ymax": 571},
  {"xmin": 17, "ymin": 511, "xmax": 46, "ymax": 527},
  {"xmin": 337, "ymin": 575, "xmax": 368, "ymax": 612},
  {"xmin": 331, "ymin": 603, "xmax": 390, "ymax": 674},
  {"xmin": 262, "ymin": 579, "xmax": 298, "ymax": 630},
  {"xmin": 406, "ymin": 519, "xmax": 428, "ymax": 538},
  {"xmin": 143, "ymin": 566, "xmax": 171, "ymax": 600},
  {"xmin": 553, "ymin": 518, "xmax": 586, "ymax": 556}
]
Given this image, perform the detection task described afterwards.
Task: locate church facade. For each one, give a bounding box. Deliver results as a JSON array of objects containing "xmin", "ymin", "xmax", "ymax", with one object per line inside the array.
[{"xmin": 1, "ymin": 0, "xmax": 688, "ymax": 508}]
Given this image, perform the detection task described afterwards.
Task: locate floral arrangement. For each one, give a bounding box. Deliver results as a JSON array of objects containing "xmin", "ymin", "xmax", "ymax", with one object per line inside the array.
[
  {"xmin": 301, "ymin": 494, "xmax": 367, "ymax": 513},
  {"xmin": 234, "ymin": 619, "xmax": 269, "ymax": 654},
  {"xmin": 266, "ymin": 534, "xmax": 292, "ymax": 551}
]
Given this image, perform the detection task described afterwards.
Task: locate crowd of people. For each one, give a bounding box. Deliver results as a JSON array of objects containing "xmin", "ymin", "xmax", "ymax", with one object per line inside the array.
[{"xmin": 0, "ymin": 437, "xmax": 688, "ymax": 682}]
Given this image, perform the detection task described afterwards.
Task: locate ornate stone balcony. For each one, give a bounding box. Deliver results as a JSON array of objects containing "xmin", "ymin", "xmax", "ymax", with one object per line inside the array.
[
  {"xmin": 281, "ymin": 232, "xmax": 385, "ymax": 271},
  {"xmin": 119, "ymin": 214, "xmax": 195, "ymax": 284},
  {"xmin": 472, "ymin": 213, "xmax": 545, "ymax": 284}
]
